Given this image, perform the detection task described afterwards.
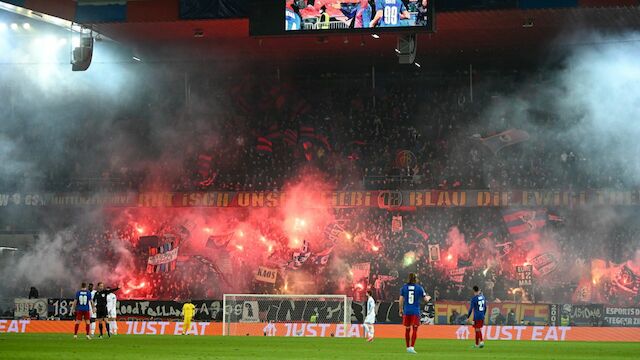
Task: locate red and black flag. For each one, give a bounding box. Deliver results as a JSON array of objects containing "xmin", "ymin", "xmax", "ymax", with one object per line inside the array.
[{"xmin": 256, "ymin": 136, "xmax": 273, "ymax": 154}]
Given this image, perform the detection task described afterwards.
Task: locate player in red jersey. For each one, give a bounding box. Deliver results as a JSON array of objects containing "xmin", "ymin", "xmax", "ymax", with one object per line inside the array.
[{"xmin": 70, "ymin": 282, "xmax": 93, "ymax": 339}]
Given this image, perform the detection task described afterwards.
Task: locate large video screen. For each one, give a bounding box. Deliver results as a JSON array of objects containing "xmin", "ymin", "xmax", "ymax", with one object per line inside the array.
[{"xmin": 284, "ymin": 0, "xmax": 435, "ymax": 33}]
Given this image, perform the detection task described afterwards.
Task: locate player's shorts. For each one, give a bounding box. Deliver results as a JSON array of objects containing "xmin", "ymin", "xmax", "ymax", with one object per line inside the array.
[
  {"xmin": 107, "ymin": 308, "xmax": 117, "ymax": 318},
  {"xmin": 75, "ymin": 310, "xmax": 91, "ymax": 321},
  {"xmin": 403, "ymin": 315, "xmax": 420, "ymax": 327},
  {"xmin": 473, "ymin": 320, "xmax": 484, "ymax": 329},
  {"xmin": 96, "ymin": 307, "xmax": 108, "ymax": 319},
  {"xmin": 364, "ymin": 315, "xmax": 375, "ymax": 324}
]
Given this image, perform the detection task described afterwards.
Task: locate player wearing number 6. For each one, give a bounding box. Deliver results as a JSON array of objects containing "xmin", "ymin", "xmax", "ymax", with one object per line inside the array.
[
  {"xmin": 399, "ymin": 273, "xmax": 427, "ymax": 354},
  {"xmin": 467, "ymin": 285, "xmax": 487, "ymax": 349},
  {"xmin": 70, "ymin": 282, "xmax": 92, "ymax": 340}
]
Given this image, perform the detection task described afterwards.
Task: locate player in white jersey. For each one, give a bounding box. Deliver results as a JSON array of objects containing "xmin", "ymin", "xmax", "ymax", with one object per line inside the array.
[
  {"xmin": 89, "ymin": 283, "xmax": 97, "ymax": 336},
  {"xmin": 106, "ymin": 290, "xmax": 118, "ymax": 335},
  {"xmin": 364, "ymin": 290, "xmax": 376, "ymax": 342}
]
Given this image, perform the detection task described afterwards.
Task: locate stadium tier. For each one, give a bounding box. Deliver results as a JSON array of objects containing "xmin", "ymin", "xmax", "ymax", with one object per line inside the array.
[{"xmin": 1, "ymin": 1, "xmax": 640, "ymax": 358}]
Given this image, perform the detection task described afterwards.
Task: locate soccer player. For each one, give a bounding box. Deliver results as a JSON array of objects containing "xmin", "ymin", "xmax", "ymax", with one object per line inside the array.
[
  {"xmin": 106, "ymin": 288, "xmax": 118, "ymax": 335},
  {"xmin": 88, "ymin": 283, "xmax": 97, "ymax": 336},
  {"xmin": 363, "ymin": 289, "xmax": 376, "ymax": 342},
  {"xmin": 421, "ymin": 294, "xmax": 435, "ymax": 325},
  {"xmin": 399, "ymin": 273, "xmax": 428, "ymax": 354},
  {"xmin": 467, "ymin": 285, "xmax": 487, "ymax": 349},
  {"xmin": 286, "ymin": 0, "xmax": 302, "ymax": 31},
  {"xmin": 370, "ymin": 0, "xmax": 410, "ymax": 28},
  {"xmin": 94, "ymin": 282, "xmax": 119, "ymax": 338},
  {"xmin": 182, "ymin": 299, "xmax": 196, "ymax": 335},
  {"xmin": 70, "ymin": 282, "xmax": 92, "ymax": 339}
]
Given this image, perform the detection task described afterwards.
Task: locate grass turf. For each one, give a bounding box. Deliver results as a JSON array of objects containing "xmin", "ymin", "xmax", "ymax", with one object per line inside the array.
[{"xmin": 1, "ymin": 334, "xmax": 639, "ymax": 360}]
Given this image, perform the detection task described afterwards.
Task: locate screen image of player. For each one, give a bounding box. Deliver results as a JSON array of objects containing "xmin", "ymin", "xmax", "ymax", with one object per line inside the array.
[{"xmin": 284, "ymin": 0, "xmax": 434, "ymax": 32}]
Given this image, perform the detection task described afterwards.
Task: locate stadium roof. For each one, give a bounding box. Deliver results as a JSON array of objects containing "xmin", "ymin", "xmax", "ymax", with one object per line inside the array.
[
  {"xmin": 5, "ymin": 2, "xmax": 640, "ymax": 63},
  {"xmin": 98, "ymin": 6, "xmax": 640, "ymax": 62}
]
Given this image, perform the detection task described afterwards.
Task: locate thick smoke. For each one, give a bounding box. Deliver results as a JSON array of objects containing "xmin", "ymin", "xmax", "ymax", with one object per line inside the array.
[{"xmin": 2, "ymin": 25, "xmax": 640, "ymax": 304}]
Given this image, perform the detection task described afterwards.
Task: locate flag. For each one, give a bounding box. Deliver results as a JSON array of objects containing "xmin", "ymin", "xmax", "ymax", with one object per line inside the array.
[
  {"xmin": 614, "ymin": 264, "xmax": 640, "ymax": 295},
  {"xmin": 192, "ymin": 255, "xmax": 231, "ymax": 286},
  {"xmin": 323, "ymin": 222, "xmax": 346, "ymax": 244},
  {"xmin": 256, "ymin": 136, "xmax": 273, "ymax": 154},
  {"xmin": 300, "ymin": 125, "xmax": 315, "ymax": 142},
  {"xmin": 146, "ymin": 237, "xmax": 180, "ymax": 273},
  {"xmin": 476, "ymin": 129, "xmax": 530, "ymax": 154},
  {"xmin": 457, "ymin": 258, "xmax": 473, "ymax": 268},
  {"xmin": 409, "ymin": 226, "xmax": 429, "ymax": 241},
  {"xmin": 311, "ymin": 246, "xmax": 334, "ymax": 266},
  {"xmin": 287, "ymin": 240, "xmax": 312, "ymax": 269},
  {"xmin": 395, "ymin": 150, "xmax": 417, "ymax": 168},
  {"xmin": 495, "ymin": 241, "xmax": 514, "ymax": 257},
  {"xmin": 547, "ymin": 212, "xmax": 565, "ymax": 222},
  {"xmin": 352, "ymin": 263, "xmax": 371, "ymax": 283},
  {"xmin": 530, "ymin": 252, "xmax": 559, "ymax": 276},
  {"xmin": 428, "ymin": 244, "xmax": 440, "ymax": 262},
  {"xmin": 392, "ymin": 216, "xmax": 403, "ymax": 233},
  {"xmin": 206, "ymin": 233, "xmax": 234, "ymax": 249},
  {"xmin": 283, "ymin": 129, "xmax": 298, "ymax": 146},
  {"xmin": 255, "ymin": 266, "xmax": 278, "ymax": 284},
  {"xmin": 502, "ymin": 209, "xmax": 547, "ymax": 248}
]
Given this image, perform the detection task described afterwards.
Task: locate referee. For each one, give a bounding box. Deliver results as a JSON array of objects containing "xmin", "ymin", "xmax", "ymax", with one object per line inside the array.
[{"xmin": 93, "ymin": 282, "xmax": 119, "ymax": 338}]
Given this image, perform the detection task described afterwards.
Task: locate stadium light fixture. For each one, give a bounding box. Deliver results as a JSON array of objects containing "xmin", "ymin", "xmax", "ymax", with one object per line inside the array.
[
  {"xmin": 132, "ymin": 56, "xmax": 141, "ymax": 62},
  {"xmin": 415, "ymin": 62, "xmax": 421, "ymax": 68},
  {"xmin": 22, "ymin": 22, "xmax": 30, "ymax": 30},
  {"xmin": 10, "ymin": 23, "xmax": 18, "ymax": 30},
  {"xmin": 371, "ymin": 34, "xmax": 380, "ymax": 39},
  {"xmin": 394, "ymin": 48, "xmax": 401, "ymax": 54}
]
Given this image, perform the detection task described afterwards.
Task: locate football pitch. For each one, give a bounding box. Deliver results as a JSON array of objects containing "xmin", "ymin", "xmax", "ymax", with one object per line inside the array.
[{"xmin": 1, "ymin": 334, "xmax": 639, "ymax": 360}]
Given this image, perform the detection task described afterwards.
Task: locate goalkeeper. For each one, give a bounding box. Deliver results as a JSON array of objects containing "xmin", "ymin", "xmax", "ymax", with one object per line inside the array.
[{"xmin": 182, "ymin": 299, "xmax": 196, "ymax": 335}]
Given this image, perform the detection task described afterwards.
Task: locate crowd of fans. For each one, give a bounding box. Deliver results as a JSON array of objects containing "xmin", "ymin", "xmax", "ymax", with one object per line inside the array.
[
  {"xmin": 2, "ymin": 68, "xmax": 635, "ymax": 193},
  {"xmin": 2, "ymin": 68, "xmax": 639, "ymax": 310}
]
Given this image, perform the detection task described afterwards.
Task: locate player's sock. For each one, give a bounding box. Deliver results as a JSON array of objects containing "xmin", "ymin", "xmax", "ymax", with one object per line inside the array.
[
  {"xmin": 369, "ymin": 325, "xmax": 375, "ymax": 338},
  {"xmin": 111, "ymin": 321, "xmax": 117, "ymax": 334},
  {"xmin": 479, "ymin": 330, "xmax": 484, "ymax": 343},
  {"xmin": 99, "ymin": 323, "xmax": 103, "ymax": 337},
  {"xmin": 410, "ymin": 326, "xmax": 418, "ymax": 347},
  {"xmin": 85, "ymin": 324, "xmax": 90, "ymax": 335},
  {"xmin": 74, "ymin": 324, "xmax": 79, "ymax": 335},
  {"xmin": 405, "ymin": 327, "xmax": 411, "ymax": 348},
  {"xmin": 90, "ymin": 322, "xmax": 95, "ymax": 335},
  {"xmin": 106, "ymin": 322, "xmax": 111, "ymax": 337},
  {"xmin": 475, "ymin": 331, "xmax": 480, "ymax": 346}
]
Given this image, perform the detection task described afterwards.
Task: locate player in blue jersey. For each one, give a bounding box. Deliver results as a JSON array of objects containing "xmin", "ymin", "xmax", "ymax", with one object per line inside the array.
[
  {"xmin": 285, "ymin": 0, "xmax": 302, "ymax": 31},
  {"xmin": 467, "ymin": 285, "xmax": 487, "ymax": 348},
  {"xmin": 70, "ymin": 282, "xmax": 93, "ymax": 339},
  {"xmin": 399, "ymin": 273, "xmax": 427, "ymax": 354},
  {"xmin": 370, "ymin": 0, "xmax": 410, "ymax": 28}
]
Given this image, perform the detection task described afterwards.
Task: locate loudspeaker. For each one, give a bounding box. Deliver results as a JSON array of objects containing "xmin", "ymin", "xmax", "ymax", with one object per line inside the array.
[
  {"xmin": 72, "ymin": 34, "xmax": 94, "ymax": 72},
  {"xmin": 397, "ymin": 34, "xmax": 417, "ymax": 64}
]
